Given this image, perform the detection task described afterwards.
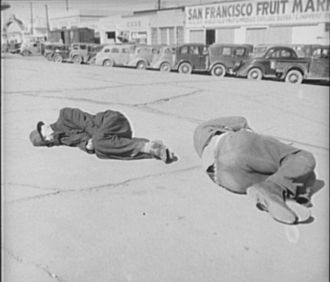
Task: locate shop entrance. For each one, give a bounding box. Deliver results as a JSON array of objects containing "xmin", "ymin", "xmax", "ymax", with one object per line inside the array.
[{"xmin": 206, "ymin": 29, "xmax": 215, "ymax": 45}]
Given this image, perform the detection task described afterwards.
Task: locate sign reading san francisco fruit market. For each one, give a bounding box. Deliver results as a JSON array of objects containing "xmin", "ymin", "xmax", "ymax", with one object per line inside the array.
[{"xmin": 185, "ymin": 0, "xmax": 330, "ymax": 27}]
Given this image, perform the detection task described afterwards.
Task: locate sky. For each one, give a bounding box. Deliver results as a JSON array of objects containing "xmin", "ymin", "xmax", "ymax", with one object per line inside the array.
[{"xmin": 2, "ymin": 0, "xmax": 208, "ymax": 26}]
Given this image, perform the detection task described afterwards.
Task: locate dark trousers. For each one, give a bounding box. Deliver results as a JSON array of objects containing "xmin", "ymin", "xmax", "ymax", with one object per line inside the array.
[
  {"xmin": 92, "ymin": 111, "xmax": 151, "ymax": 160},
  {"xmin": 212, "ymin": 130, "xmax": 316, "ymax": 196}
]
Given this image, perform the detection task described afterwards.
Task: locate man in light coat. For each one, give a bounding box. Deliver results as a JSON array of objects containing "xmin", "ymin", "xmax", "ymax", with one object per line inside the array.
[{"xmin": 193, "ymin": 116, "xmax": 316, "ymax": 225}]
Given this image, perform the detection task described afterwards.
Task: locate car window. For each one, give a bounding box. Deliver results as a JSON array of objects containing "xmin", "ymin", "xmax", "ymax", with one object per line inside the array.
[
  {"xmin": 222, "ymin": 47, "xmax": 231, "ymax": 55},
  {"xmin": 104, "ymin": 48, "xmax": 110, "ymax": 53},
  {"xmin": 180, "ymin": 46, "xmax": 188, "ymax": 54},
  {"xmin": 202, "ymin": 46, "xmax": 208, "ymax": 55},
  {"xmin": 280, "ymin": 49, "xmax": 291, "ymax": 57},
  {"xmin": 111, "ymin": 47, "xmax": 119, "ymax": 53},
  {"xmin": 312, "ymin": 48, "xmax": 321, "ymax": 58},
  {"xmin": 189, "ymin": 46, "xmax": 200, "ymax": 55},
  {"xmin": 235, "ymin": 48, "xmax": 245, "ymax": 56},
  {"xmin": 321, "ymin": 48, "xmax": 329, "ymax": 58},
  {"xmin": 267, "ymin": 49, "xmax": 280, "ymax": 58},
  {"xmin": 80, "ymin": 45, "xmax": 87, "ymax": 50},
  {"xmin": 72, "ymin": 45, "xmax": 79, "ymax": 50},
  {"xmin": 164, "ymin": 48, "xmax": 171, "ymax": 54}
]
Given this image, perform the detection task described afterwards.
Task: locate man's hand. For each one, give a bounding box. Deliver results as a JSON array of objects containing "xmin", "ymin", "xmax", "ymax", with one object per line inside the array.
[{"xmin": 86, "ymin": 138, "xmax": 94, "ymax": 151}]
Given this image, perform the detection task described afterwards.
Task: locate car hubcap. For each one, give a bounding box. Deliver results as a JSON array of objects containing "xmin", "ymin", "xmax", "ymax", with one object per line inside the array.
[{"xmin": 290, "ymin": 74, "xmax": 298, "ymax": 83}]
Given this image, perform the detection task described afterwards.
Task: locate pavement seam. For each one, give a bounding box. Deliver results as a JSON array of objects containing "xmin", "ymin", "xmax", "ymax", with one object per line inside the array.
[
  {"xmin": 4, "ymin": 165, "xmax": 200, "ymax": 205},
  {"xmin": 2, "ymin": 247, "xmax": 66, "ymax": 282}
]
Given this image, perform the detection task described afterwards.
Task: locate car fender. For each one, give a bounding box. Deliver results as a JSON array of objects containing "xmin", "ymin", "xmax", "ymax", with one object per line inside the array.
[
  {"xmin": 174, "ymin": 59, "xmax": 191, "ymax": 70},
  {"xmin": 281, "ymin": 64, "xmax": 307, "ymax": 79},
  {"xmin": 237, "ymin": 62, "xmax": 265, "ymax": 77},
  {"xmin": 209, "ymin": 61, "xmax": 227, "ymax": 72}
]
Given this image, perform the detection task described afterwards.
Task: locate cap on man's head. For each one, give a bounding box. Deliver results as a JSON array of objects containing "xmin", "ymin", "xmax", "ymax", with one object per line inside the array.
[{"xmin": 29, "ymin": 121, "xmax": 46, "ymax": 146}]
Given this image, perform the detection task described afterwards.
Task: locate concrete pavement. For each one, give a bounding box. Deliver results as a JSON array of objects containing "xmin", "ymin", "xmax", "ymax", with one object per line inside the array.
[{"xmin": 1, "ymin": 55, "xmax": 329, "ymax": 282}]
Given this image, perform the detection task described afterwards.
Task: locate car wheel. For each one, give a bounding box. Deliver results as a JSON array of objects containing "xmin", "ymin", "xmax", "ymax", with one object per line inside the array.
[
  {"xmin": 73, "ymin": 55, "xmax": 82, "ymax": 64},
  {"xmin": 46, "ymin": 54, "xmax": 53, "ymax": 61},
  {"xmin": 178, "ymin": 62, "xmax": 192, "ymax": 74},
  {"xmin": 22, "ymin": 50, "xmax": 30, "ymax": 56},
  {"xmin": 53, "ymin": 55, "xmax": 63, "ymax": 63},
  {"xmin": 285, "ymin": 70, "xmax": 303, "ymax": 84},
  {"xmin": 137, "ymin": 61, "xmax": 147, "ymax": 70},
  {"xmin": 211, "ymin": 64, "xmax": 226, "ymax": 77},
  {"xmin": 247, "ymin": 68, "xmax": 262, "ymax": 80},
  {"xmin": 88, "ymin": 57, "xmax": 96, "ymax": 65},
  {"xmin": 103, "ymin": 59, "xmax": 114, "ymax": 67},
  {"xmin": 160, "ymin": 62, "xmax": 171, "ymax": 72}
]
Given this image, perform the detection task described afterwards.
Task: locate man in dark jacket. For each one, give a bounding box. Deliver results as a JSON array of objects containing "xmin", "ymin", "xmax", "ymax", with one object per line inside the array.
[
  {"xmin": 29, "ymin": 107, "xmax": 175, "ymax": 163},
  {"xmin": 193, "ymin": 116, "xmax": 316, "ymax": 225}
]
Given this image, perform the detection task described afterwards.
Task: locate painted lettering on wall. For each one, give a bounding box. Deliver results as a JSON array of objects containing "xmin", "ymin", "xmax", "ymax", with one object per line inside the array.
[{"xmin": 186, "ymin": 0, "xmax": 330, "ymax": 27}]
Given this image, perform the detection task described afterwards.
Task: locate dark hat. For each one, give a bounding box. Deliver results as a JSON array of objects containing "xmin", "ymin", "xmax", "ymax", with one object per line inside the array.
[{"xmin": 29, "ymin": 121, "xmax": 46, "ymax": 146}]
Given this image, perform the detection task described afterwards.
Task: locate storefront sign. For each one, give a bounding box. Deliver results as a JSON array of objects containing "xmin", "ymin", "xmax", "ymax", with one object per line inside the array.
[{"xmin": 186, "ymin": 0, "xmax": 330, "ymax": 27}]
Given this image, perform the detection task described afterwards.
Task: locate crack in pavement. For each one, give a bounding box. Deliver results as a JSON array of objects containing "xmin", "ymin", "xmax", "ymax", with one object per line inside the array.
[
  {"xmin": 133, "ymin": 89, "xmax": 203, "ymax": 106},
  {"xmin": 4, "ymin": 165, "xmax": 200, "ymax": 205},
  {"xmin": 2, "ymin": 78, "xmax": 204, "ymax": 96},
  {"xmin": 2, "ymin": 247, "xmax": 66, "ymax": 282},
  {"xmin": 3, "ymin": 182, "xmax": 62, "ymax": 192}
]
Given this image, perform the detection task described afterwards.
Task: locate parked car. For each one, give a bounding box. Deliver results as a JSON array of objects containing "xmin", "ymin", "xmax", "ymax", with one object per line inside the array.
[
  {"xmin": 252, "ymin": 44, "xmax": 322, "ymax": 58},
  {"xmin": 52, "ymin": 45, "xmax": 71, "ymax": 63},
  {"xmin": 208, "ymin": 43, "xmax": 253, "ymax": 77},
  {"xmin": 235, "ymin": 45, "xmax": 329, "ymax": 83},
  {"xmin": 149, "ymin": 45, "xmax": 177, "ymax": 72},
  {"xmin": 94, "ymin": 44, "xmax": 135, "ymax": 67},
  {"xmin": 43, "ymin": 43, "xmax": 67, "ymax": 61},
  {"xmin": 69, "ymin": 43, "xmax": 102, "ymax": 64},
  {"xmin": 20, "ymin": 41, "xmax": 42, "ymax": 56},
  {"xmin": 125, "ymin": 45, "xmax": 164, "ymax": 69},
  {"xmin": 172, "ymin": 43, "xmax": 209, "ymax": 74}
]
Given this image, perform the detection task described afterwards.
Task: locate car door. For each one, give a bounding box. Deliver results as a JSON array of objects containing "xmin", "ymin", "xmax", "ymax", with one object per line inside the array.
[
  {"xmin": 264, "ymin": 48, "xmax": 290, "ymax": 76},
  {"xmin": 233, "ymin": 47, "xmax": 247, "ymax": 68},
  {"xmin": 308, "ymin": 47, "xmax": 329, "ymax": 79},
  {"xmin": 189, "ymin": 45, "xmax": 205, "ymax": 70}
]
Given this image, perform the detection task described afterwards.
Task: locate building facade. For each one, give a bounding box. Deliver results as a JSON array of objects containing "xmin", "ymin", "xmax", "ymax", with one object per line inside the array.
[
  {"xmin": 185, "ymin": 0, "xmax": 330, "ymax": 45},
  {"xmin": 98, "ymin": 7, "xmax": 185, "ymax": 45}
]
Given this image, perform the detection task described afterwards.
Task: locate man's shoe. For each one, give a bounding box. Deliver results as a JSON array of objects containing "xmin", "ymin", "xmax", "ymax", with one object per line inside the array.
[
  {"xmin": 149, "ymin": 140, "xmax": 173, "ymax": 163},
  {"xmin": 247, "ymin": 183, "xmax": 298, "ymax": 225}
]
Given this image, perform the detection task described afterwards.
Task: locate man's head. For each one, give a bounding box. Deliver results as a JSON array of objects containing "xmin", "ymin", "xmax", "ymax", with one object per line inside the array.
[{"xmin": 29, "ymin": 121, "xmax": 54, "ymax": 147}]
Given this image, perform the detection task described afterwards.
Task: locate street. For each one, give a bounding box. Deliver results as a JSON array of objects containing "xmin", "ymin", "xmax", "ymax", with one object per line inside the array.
[{"xmin": 1, "ymin": 55, "xmax": 329, "ymax": 282}]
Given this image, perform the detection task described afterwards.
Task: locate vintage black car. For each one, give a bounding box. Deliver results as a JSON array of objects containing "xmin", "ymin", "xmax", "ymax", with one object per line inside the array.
[
  {"xmin": 172, "ymin": 43, "xmax": 209, "ymax": 74},
  {"xmin": 235, "ymin": 45, "xmax": 329, "ymax": 83},
  {"xmin": 208, "ymin": 43, "xmax": 253, "ymax": 77}
]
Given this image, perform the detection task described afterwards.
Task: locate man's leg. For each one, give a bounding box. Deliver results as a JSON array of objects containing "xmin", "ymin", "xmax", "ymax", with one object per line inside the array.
[{"xmin": 213, "ymin": 131, "xmax": 313, "ymax": 224}]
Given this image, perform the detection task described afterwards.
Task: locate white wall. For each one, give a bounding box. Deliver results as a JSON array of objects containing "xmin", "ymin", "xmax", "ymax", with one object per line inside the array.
[{"xmin": 292, "ymin": 24, "xmax": 330, "ymax": 45}]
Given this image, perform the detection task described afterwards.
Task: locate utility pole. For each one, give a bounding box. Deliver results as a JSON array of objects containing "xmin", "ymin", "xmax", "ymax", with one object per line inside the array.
[
  {"xmin": 45, "ymin": 4, "xmax": 50, "ymax": 34},
  {"xmin": 66, "ymin": 0, "xmax": 69, "ymax": 11},
  {"xmin": 157, "ymin": 0, "xmax": 161, "ymax": 10},
  {"xmin": 30, "ymin": 2, "xmax": 33, "ymax": 34}
]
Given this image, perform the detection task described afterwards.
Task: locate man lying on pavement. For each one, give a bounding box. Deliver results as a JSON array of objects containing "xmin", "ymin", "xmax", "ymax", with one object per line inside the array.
[
  {"xmin": 193, "ymin": 116, "xmax": 316, "ymax": 225},
  {"xmin": 29, "ymin": 107, "xmax": 176, "ymax": 163}
]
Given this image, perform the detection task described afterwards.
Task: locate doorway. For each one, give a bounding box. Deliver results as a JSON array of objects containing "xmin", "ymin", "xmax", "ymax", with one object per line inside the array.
[{"xmin": 206, "ymin": 29, "xmax": 215, "ymax": 45}]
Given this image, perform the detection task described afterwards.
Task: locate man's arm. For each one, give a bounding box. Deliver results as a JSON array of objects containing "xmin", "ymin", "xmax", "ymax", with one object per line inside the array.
[{"xmin": 55, "ymin": 107, "xmax": 98, "ymax": 136}]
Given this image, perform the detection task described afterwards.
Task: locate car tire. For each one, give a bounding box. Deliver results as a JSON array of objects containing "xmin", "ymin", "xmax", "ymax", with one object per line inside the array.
[
  {"xmin": 53, "ymin": 55, "xmax": 63, "ymax": 63},
  {"xmin": 103, "ymin": 59, "xmax": 114, "ymax": 67},
  {"xmin": 285, "ymin": 70, "xmax": 303, "ymax": 84},
  {"xmin": 73, "ymin": 55, "xmax": 82, "ymax": 64},
  {"xmin": 160, "ymin": 62, "xmax": 171, "ymax": 72},
  {"xmin": 178, "ymin": 62, "xmax": 192, "ymax": 74},
  {"xmin": 211, "ymin": 64, "xmax": 226, "ymax": 77},
  {"xmin": 137, "ymin": 61, "xmax": 147, "ymax": 70},
  {"xmin": 46, "ymin": 54, "xmax": 53, "ymax": 61},
  {"xmin": 22, "ymin": 50, "xmax": 30, "ymax": 56},
  {"xmin": 247, "ymin": 68, "xmax": 262, "ymax": 80}
]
